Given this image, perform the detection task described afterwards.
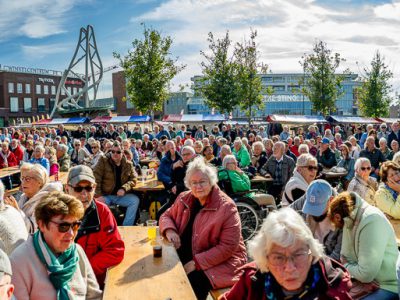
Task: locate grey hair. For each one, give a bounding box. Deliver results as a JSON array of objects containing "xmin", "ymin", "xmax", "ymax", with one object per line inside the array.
[
  {"xmin": 184, "ymin": 156, "xmax": 218, "ymax": 189},
  {"xmin": 222, "ymin": 154, "xmax": 237, "ymax": 168},
  {"xmin": 34, "ymin": 145, "xmax": 45, "ymax": 153},
  {"xmin": 220, "ymin": 144, "xmax": 232, "ymax": 154},
  {"xmin": 252, "ymin": 141, "xmax": 265, "ymax": 152},
  {"xmin": 57, "ymin": 144, "xmax": 68, "ymax": 154},
  {"xmin": 393, "ymin": 152, "xmax": 400, "ymax": 165},
  {"xmin": 181, "ymin": 145, "xmax": 195, "ymax": 155},
  {"xmin": 20, "ymin": 163, "xmax": 49, "ymax": 188},
  {"xmin": 298, "ymin": 144, "xmax": 309, "ymax": 154},
  {"xmin": 354, "ymin": 157, "xmax": 371, "ymax": 171},
  {"xmin": 379, "ymin": 137, "xmax": 387, "ymax": 145},
  {"xmin": 296, "ymin": 153, "xmax": 316, "ymax": 168},
  {"xmin": 248, "ymin": 207, "xmax": 324, "ymax": 273},
  {"xmin": 234, "ymin": 138, "xmax": 242, "ymax": 145},
  {"xmin": 184, "ymin": 139, "xmax": 194, "ymax": 146}
]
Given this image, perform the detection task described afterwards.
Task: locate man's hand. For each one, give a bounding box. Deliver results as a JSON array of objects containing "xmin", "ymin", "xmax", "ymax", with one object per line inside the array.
[
  {"xmin": 172, "ymin": 160, "xmax": 184, "ymax": 170},
  {"xmin": 117, "ymin": 189, "xmax": 126, "ymax": 196},
  {"xmin": 165, "ymin": 229, "xmax": 181, "ymax": 249},
  {"xmin": 183, "ymin": 260, "xmax": 196, "ymax": 275}
]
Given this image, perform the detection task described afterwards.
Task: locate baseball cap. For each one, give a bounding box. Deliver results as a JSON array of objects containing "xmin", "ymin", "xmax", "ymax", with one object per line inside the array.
[
  {"xmin": 0, "ymin": 249, "xmax": 12, "ymax": 277},
  {"xmin": 302, "ymin": 180, "xmax": 333, "ymax": 216},
  {"xmin": 321, "ymin": 138, "xmax": 330, "ymax": 144},
  {"xmin": 68, "ymin": 165, "xmax": 96, "ymax": 186}
]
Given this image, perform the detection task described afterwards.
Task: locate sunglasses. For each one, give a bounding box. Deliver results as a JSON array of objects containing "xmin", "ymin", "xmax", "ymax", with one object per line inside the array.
[
  {"xmin": 360, "ymin": 167, "xmax": 371, "ymax": 171},
  {"xmin": 69, "ymin": 185, "xmax": 94, "ymax": 193},
  {"xmin": 49, "ymin": 220, "xmax": 82, "ymax": 233},
  {"xmin": 305, "ymin": 166, "xmax": 318, "ymax": 171},
  {"xmin": 111, "ymin": 150, "xmax": 122, "ymax": 154}
]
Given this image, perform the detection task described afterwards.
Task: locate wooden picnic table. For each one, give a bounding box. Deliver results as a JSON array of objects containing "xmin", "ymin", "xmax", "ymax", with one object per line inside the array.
[
  {"xmin": 103, "ymin": 226, "xmax": 196, "ymax": 300},
  {"xmin": 133, "ymin": 174, "xmax": 165, "ymax": 192},
  {"xmin": 0, "ymin": 166, "xmax": 20, "ymax": 178},
  {"xmin": 321, "ymin": 168, "xmax": 348, "ymax": 179},
  {"xmin": 389, "ymin": 219, "xmax": 400, "ymax": 247},
  {"xmin": 251, "ymin": 174, "xmax": 273, "ymax": 183},
  {"xmin": 49, "ymin": 172, "xmax": 68, "ymax": 185}
]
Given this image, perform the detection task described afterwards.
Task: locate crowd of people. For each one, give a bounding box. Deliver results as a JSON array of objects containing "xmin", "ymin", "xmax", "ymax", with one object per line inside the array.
[{"xmin": 0, "ymin": 120, "xmax": 400, "ymax": 299}]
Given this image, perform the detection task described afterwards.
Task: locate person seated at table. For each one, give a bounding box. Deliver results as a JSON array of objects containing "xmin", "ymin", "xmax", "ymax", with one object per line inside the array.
[
  {"xmin": 316, "ymin": 137, "xmax": 337, "ymax": 169},
  {"xmin": 93, "ymin": 141, "xmax": 140, "ymax": 226},
  {"xmin": 56, "ymin": 144, "xmax": 71, "ymax": 172},
  {"xmin": 337, "ymin": 144, "xmax": 355, "ymax": 189},
  {"xmin": 260, "ymin": 141, "xmax": 295, "ymax": 201},
  {"xmin": 233, "ymin": 138, "xmax": 251, "ymax": 168},
  {"xmin": 193, "ymin": 140, "xmax": 203, "ymax": 155},
  {"xmin": 202, "ymin": 145, "xmax": 215, "ymax": 163},
  {"xmin": 141, "ymin": 134, "xmax": 153, "ymax": 153},
  {"xmin": 29, "ymin": 144, "xmax": 50, "ymax": 174},
  {"xmin": 328, "ymin": 192, "xmax": 399, "ymax": 299},
  {"xmin": 70, "ymin": 140, "xmax": 91, "ymax": 167},
  {"xmin": 44, "ymin": 146, "xmax": 59, "ymax": 176},
  {"xmin": 122, "ymin": 139, "xmax": 139, "ymax": 167},
  {"xmin": 10, "ymin": 191, "xmax": 102, "ymax": 299},
  {"xmin": 0, "ymin": 181, "xmax": 28, "ymax": 255},
  {"xmin": 66, "ymin": 165, "xmax": 124, "ymax": 289},
  {"xmin": 347, "ymin": 157, "xmax": 378, "ymax": 205},
  {"xmin": 359, "ymin": 136, "xmax": 386, "ymax": 178},
  {"xmin": 262, "ymin": 138, "xmax": 274, "ymax": 159},
  {"xmin": 160, "ymin": 157, "xmax": 247, "ymax": 300},
  {"xmin": 221, "ymin": 207, "xmax": 352, "ymax": 300},
  {"xmin": 211, "ymin": 144, "xmax": 232, "ymax": 167},
  {"xmin": 135, "ymin": 139, "xmax": 145, "ymax": 158},
  {"xmin": 157, "ymin": 140, "xmax": 182, "ymax": 191},
  {"xmin": 23, "ymin": 140, "xmax": 34, "ymax": 162},
  {"xmin": 251, "ymin": 141, "xmax": 268, "ymax": 173},
  {"xmin": 88, "ymin": 140, "xmax": 103, "ymax": 169},
  {"xmin": 0, "ymin": 142, "xmax": 18, "ymax": 169},
  {"xmin": 298, "ymin": 143, "xmax": 309, "ymax": 155},
  {"xmin": 379, "ymin": 137, "xmax": 393, "ymax": 160},
  {"xmin": 10, "ymin": 139, "xmax": 24, "ymax": 165},
  {"xmin": 374, "ymin": 161, "xmax": 400, "ymax": 219},
  {"xmin": 282, "ymin": 154, "xmax": 318, "ymax": 206}
]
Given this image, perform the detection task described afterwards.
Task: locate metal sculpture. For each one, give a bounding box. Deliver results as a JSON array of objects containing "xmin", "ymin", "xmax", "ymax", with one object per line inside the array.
[{"xmin": 50, "ymin": 25, "xmax": 103, "ymax": 117}]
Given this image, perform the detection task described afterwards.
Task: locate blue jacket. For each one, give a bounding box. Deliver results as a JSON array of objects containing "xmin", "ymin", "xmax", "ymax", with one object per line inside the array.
[
  {"xmin": 156, "ymin": 130, "xmax": 171, "ymax": 140},
  {"xmin": 29, "ymin": 157, "xmax": 50, "ymax": 174},
  {"xmin": 157, "ymin": 151, "xmax": 181, "ymax": 189}
]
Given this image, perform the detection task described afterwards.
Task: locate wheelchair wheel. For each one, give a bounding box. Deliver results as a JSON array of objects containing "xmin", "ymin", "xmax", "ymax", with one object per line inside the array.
[{"xmin": 236, "ymin": 202, "xmax": 259, "ymax": 241}]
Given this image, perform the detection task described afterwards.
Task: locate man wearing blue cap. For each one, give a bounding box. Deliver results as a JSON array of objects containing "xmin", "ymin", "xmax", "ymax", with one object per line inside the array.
[
  {"xmin": 302, "ymin": 179, "xmax": 342, "ymax": 261},
  {"xmin": 316, "ymin": 137, "xmax": 336, "ymax": 168}
]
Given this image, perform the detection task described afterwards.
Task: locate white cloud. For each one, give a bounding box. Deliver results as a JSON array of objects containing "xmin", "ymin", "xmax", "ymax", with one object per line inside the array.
[
  {"xmin": 21, "ymin": 43, "xmax": 71, "ymax": 59},
  {"xmin": 374, "ymin": 0, "xmax": 400, "ymax": 20}
]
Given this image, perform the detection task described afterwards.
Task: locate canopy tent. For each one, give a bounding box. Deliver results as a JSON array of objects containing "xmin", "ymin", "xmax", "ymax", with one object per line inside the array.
[
  {"xmin": 181, "ymin": 114, "xmax": 203, "ymax": 122},
  {"xmin": 128, "ymin": 115, "xmax": 151, "ymax": 122},
  {"xmin": 375, "ymin": 118, "xmax": 400, "ymax": 124},
  {"xmin": 202, "ymin": 114, "xmax": 226, "ymax": 122},
  {"xmin": 50, "ymin": 118, "xmax": 69, "ymax": 125},
  {"xmin": 162, "ymin": 114, "xmax": 184, "ymax": 122},
  {"xmin": 32, "ymin": 119, "xmax": 52, "ymax": 125},
  {"xmin": 266, "ymin": 114, "xmax": 327, "ymax": 124},
  {"xmin": 109, "ymin": 116, "xmax": 131, "ymax": 123},
  {"xmin": 162, "ymin": 114, "xmax": 226, "ymax": 122},
  {"xmin": 90, "ymin": 116, "xmax": 112, "ymax": 123},
  {"xmin": 327, "ymin": 116, "xmax": 380, "ymax": 124},
  {"xmin": 66, "ymin": 117, "xmax": 90, "ymax": 124}
]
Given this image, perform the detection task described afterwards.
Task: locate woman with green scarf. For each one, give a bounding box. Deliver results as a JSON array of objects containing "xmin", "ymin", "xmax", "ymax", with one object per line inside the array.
[{"xmin": 10, "ymin": 191, "xmax": 102, "ymax": 300}]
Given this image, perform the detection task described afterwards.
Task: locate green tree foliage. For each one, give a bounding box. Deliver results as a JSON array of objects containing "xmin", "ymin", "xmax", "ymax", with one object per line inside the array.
[
  {"xmin": 113, "ymin": 25, "xmax": 185, "ymax": 115},
  {"xmin": 299, "ymin": 41, "xmax": 348, "ymax": 115},
  {"xmin": 358, "ymin": 51, "xmax": 393, "ymax": 117},
  {"xmin": 234, "ymin": 30, "xmax": 269, "ymax": 123},
  {"xmin": 198, "ymin": 31, "xmax": 239, "ymax": 114}
]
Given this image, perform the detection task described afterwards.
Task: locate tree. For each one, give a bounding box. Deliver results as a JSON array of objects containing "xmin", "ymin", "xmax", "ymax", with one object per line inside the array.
[
  {"xmin": 113, "ymin": 25, "xmax": 185, "ymax": 116},
  {"xmin": 198, "ymin": 31, "xmax": 239, "ymax": 114},
  {"xmin": 234, "ymin": 30, "xmax": 269, "ymax": 124},
  {"xmin": 357, "ymin": 51, "xmax": 393, "ymax": 117},
  {"xmin": 299, "ymin": 40, "xmax": 348, "ymax": 115}
]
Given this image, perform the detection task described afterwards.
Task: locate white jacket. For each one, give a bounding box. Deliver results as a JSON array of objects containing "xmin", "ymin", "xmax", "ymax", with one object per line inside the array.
[{"xmin": 282, "ymin": 170, "xmax": 309, "ymax": 206}]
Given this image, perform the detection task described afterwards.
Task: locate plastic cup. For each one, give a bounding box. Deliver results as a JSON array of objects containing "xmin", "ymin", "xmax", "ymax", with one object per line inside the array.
[{"xmin": 146, "ymin": 220, "xmax": 157, "ymax": 240}]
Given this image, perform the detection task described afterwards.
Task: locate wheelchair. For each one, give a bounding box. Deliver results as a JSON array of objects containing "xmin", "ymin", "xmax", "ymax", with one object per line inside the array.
[{"xmin": 218, "ymin": 171, "xmax": 276, "ymax": 241}]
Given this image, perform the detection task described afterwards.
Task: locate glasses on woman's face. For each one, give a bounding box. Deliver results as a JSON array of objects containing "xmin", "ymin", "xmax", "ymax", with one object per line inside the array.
[
  {"xmin": 49, "ymin": 220, "xmax": 82, "ymax": 233},
  {"xmin": 190, "ymin": 180, "xmax": 209, "ymax": 187},
  {"xmin": 360, "ymin": 166, "xmax": 371, "ymax": 171},
  {"xmin": 21, "ymin": 176, "xmax": 35, "ymax": 182},
  {"xmin": 267, "ymin": 249, "xmax": 311, "ymax": 267},
  {"xmin": 305, "ymin": 165, "xmax": 318, "ymax": 171}
]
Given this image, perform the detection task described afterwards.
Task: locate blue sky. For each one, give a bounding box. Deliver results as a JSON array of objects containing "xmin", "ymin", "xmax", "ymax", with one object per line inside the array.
[{"xmin": 1, "ymin": 0, "xmax": 400, "ymax": 99}]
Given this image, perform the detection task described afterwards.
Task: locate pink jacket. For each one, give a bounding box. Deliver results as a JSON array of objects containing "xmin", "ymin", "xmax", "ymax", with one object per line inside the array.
[{"xmin": 160, "ymin": 186, "xmax": 247, "ymax": 288}]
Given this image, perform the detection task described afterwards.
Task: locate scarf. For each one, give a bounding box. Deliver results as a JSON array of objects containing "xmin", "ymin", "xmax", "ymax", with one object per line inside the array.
[
  {"xmin": 384, "ymin": 184, "xmax": 398, "ymax": 201},
  {"xmin": 33, "ymin": 231, "xmax": 79, "ymax": 300},
  {"xmin": 0, "ymin": 151, "xmax": 9, "ymax": 166},
  {"xmin": 264, "ymin": 263, "xmax": 321, "ymax": 300}
]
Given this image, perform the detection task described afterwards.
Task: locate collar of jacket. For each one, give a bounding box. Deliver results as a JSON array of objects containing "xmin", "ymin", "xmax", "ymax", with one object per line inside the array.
[
  {"xmin": 75, "ymin": 200, "xmax": 100, "ymax": 240},
  {"xmin": 106, "ymin": 152, "xmax": 128, "ymax": 166},
  {"xmin": 180, "ymin": 186, "xmax": 223, "ymax": 211},
  {"xmin": 343, "ymin": 192, "xmax": 364, "ymax": 229}
]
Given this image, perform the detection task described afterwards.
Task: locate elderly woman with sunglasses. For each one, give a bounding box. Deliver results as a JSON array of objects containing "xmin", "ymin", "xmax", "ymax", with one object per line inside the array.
[
  {"xmin": 347, "ymin": 157, "xmax": 378, "ymax": 205},
  {"xmin": 221, "ymin": 207, "xmax": 352, "ymax": 300},
  {"xmin": 10, "ymin": 191, "xmax": 102, "ymax": 300},
  {"xmin": 88, "ymin": 140, "xmax": 103, "ymax": 169},
  {"xmin": 282, "ymin": 154, "xmax": 318, "ymax": 206},
  {"xmin": 374, "ymin": 161, "xmax": 400, "ymax": 219},
  {"xmin": 160, "ymin": 157, "xmax": 247, "ymax": 300}
]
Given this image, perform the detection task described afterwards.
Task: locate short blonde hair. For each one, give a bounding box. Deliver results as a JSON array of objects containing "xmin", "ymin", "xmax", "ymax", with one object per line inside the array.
[
  {"xmin": 20, "ymin": 163, "xmax": 49, "ymax": 188},
  {"xmin": 184, "ymin": 156, "xmax": 218, "ymax": 189},
  {"xmin": 248, "ymin": 207, "xmax": 324, "ymax": 273}
]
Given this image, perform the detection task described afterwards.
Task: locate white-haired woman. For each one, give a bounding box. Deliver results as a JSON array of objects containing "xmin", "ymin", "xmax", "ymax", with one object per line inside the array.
[
  {"xmin": 251, "ymin": 141, "xmax": 268, "ymax": 173},
  {"xmin": 29, "ymin": 145, "xmax": 50, "ymax": 174},
  {"xmin": 4, "ymin": 163, "xmax": 63, "ymax": 233},
  {"xmin": 221, "ymin": 207, "xmax": 352, "ymax": 300},
  {"xmin": 282, "ymin": 154, "xmax": 318, "ymax": 206},
  {"xmin": 347, "ymin": 157, "xmax": 378, "ymax": 205},
  {"xmin": 159, "ymin": 157, "xmax": 247, "ymax": 300},
  {"xmin": 89, "ymin": 140, "xmax": 103, "ymax": 168}
]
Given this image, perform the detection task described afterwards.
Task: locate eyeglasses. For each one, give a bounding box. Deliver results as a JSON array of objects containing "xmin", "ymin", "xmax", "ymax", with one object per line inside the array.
[
  {"xmin": 49, "ymin": 220, "xmax": 82, "ymax": 233},
  {"xmin": 69, "ymin": 185, "xmax": 94, "ymax": 193},
  {"xmin": 92, "ymin": 146, "xmax": 98, "ymax": 149},
  {"xmin": 267, "ymin": 249, "xmax": 311, "ymax": 267},
  {"xmin": 190, "ymin": 180, "xmax": 209, "ymax": 187},
  {"xmin": 360, "ymin": 167, "xmax": 371, "ymax": 171},
  {"xmin": 305, "ymin": 166, "xmax": 318, "ymax": 171},
  {"xmin": 182, "ymin": 152, "xmax": 192, "ymax": 156},
  {"xmin": 111, "ymin": 150, "xmax": 122, "ymax": 154},
  {"xmin": 21, "ymin": 176, "xmax": 35, "ymax": 182}
]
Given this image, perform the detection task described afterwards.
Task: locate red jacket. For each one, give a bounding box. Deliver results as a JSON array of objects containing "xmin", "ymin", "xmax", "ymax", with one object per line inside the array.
[
  {"xmin": 220, "ymin": 258, "xmax": 352, "ymax": 300},
  {"xmin": 0, "ymin": 151, "xmax": 18, "ymax": 168},
  {"xmin": 11, "ymin": 146, "xmax": 24, "ymax": 164},
  {"xmin": 160, "ymin": 186, "xmax": 247, "ymax": 289},
  {"xmin": 75, "ymin": 200, "xmax": 125, "ymax": 288}
]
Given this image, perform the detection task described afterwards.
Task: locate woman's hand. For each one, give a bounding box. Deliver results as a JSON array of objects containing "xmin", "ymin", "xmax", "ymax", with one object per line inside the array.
[
  {"xmin": 387, "ymin": 178, "xmax": 400, "ymax": 193},
  {"xmin": 4, "ymin": 195, "xmax": 19, "ymax": 210},
  {"xmin": 165, "ymin": 229, "xmax": 181, "ymax": 249},
  {"xmin": 183, "ymin": 260, "xmax": 196, "ymax": 275}
]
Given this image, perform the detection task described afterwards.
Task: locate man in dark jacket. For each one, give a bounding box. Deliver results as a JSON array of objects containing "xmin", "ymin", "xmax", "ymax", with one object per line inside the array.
[
  {"xmin": 94, "ymin": 141, "xmax": 140, "ymax": 226},
  {"xmin": 316, "ymin": 138, "xmax": 337, "ymax": 168},
  {"xmin": 387, "ymin": 121, "xmax": 400, "ymax": 149},
  {"xmin": 67, "ymin": 165, "xmax": 124, "ymax": 289},
  {"xmin": 359, "ymin": 136, "xmax": 386, "ymax": 178},
  {"xmin": 157, "ymin": 141, "xmax": 181, "ymax": 190}
]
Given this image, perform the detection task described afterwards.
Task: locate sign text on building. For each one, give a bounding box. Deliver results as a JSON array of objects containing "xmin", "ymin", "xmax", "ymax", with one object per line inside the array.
[
  {"xmin": 264, "ymin": 94, "xmax": 309, "ymax": 102},
  {"xmin": 0, "ymin": 64, "xmax": 63, "ymax": 76}
]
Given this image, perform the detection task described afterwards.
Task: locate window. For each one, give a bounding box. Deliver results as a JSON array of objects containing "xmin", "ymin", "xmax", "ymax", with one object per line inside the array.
[
  {"xmin": 36, "ymin": 84, "xmax": 41, "ymax": 94},
  {"xmin": 10, "ymin": 97, "xmax": 18, "ymax": 112},
  {"xmin": 73, "ymin": 87, "xmax": 77, "ymax": 95},
  {"xmin": 25, "ymin": 84, "xmax": 31, "ymax": 94},
  {"xmin": 127, "ymin": 99, "xmax": 134, "ymax": 109},
  {"xmin": 51, "ymin": 85, "xmax": 56, "ymax": 95},
  {"xmin": 61, "ymin": 88, "xmax": 66, "ymax": 95},
  {"xmin": 67, "ymin": 87, "xmax": 72, "ymax": 95},
  {"xmin": 43, "ymin": 85, "xmax": 49, "ymax": 95},
  {"xmin": 49, "ymin": 98, "xmax": 56, "ymax": 113},
  {"xmin": 38, "ymin": 98, "xmax": 45, "ymax": 112},
  {"xmin": 17, "ymin": 83, "xmax": 23, "ymax": 93},
  {"xmin": 24, "ymin": 98, "xmax": 32, "ymax": 112},
  {"xmin": 8, "ymin": 83, "xmax": 14, "ymax": 93}
]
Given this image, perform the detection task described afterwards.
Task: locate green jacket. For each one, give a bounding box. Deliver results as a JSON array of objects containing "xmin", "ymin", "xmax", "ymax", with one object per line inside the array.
[
  {"xmin": 233, "ymin": 145, "xmax": 251, "ymax": 168},
  {"xmin": 341, "ymin": 194, "xmax": 399, "ymax": 293},
  {"xmin": 218, "ymin": 169, "xmax": 253, "ymax": 197}
]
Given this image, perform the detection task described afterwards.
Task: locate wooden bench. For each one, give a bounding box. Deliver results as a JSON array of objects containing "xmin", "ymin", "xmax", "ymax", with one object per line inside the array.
[
  {"xmin": 209, "ymin": 288, "xmax": 230, "ymax": 300},
  {"xmin": 5, "ymin": 187, "xmax": 20, "ymax": 196}
]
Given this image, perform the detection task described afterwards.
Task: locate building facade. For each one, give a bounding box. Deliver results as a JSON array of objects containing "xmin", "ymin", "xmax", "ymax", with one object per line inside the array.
[{"xmin": 0, "ymin": 67, "xmax": 84, "ymax": 126}]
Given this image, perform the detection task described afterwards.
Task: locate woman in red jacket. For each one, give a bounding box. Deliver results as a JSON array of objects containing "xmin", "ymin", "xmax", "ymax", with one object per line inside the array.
[
  {"xmin": 221, "ymin": 207, "xmax": 352, "ymax": 300},
  {"xmin": 159, "ymin": 156, "xmax": 247, "ymax": 300}
]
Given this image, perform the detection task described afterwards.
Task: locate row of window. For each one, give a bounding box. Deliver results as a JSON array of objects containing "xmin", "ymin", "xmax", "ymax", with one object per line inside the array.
[
  {"xmin": 7, "ymin": 83, "xmax": 82, "ymax": 96},
  {"xmin": 9, "ymin": 97, "xmax": 57, "ymax": 113}
]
